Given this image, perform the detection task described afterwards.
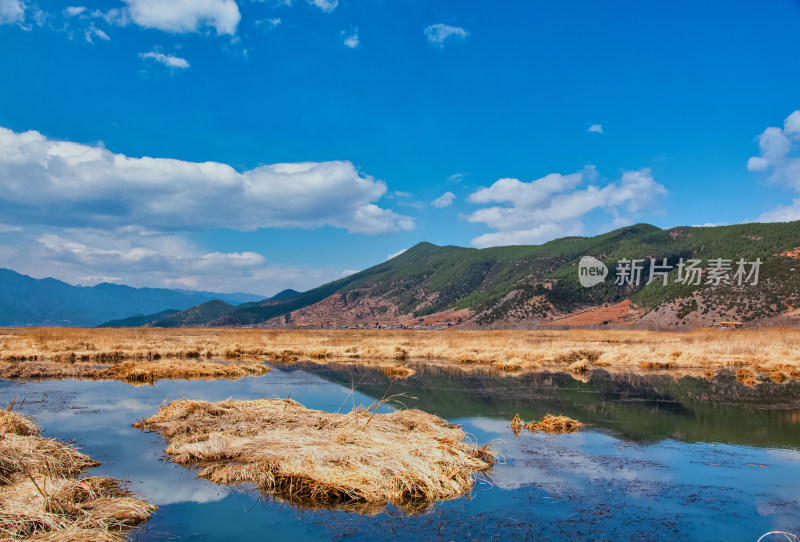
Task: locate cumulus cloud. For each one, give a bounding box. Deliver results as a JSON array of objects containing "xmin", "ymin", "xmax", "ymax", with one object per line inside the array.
[
  {"xmin": 0, "ymin": 0, "xmax": 24, "ymax": 24},
  {"xmin": 748, "ymin": 109, "xmax": 800, "ymax": 222},
  {"xmin": 0, "ymin": 126, "xmax": 414, "ymax": 236},
  {"xmin": 139, "ymin": 50, "xmax": 190, "ymax": 69},
  {"xmin": 424, "ymin": 23, "xmax": 469, "ymax": 47},
  {"xmin": 431, "ymin": 191, "xmax": 456, "ymax": 208},
  {"xmin": 588, "ymin": 124, "xmax": 603, "ymax": 134},
  {"xmin": 121, "ymin": 0, "xmax": 241, "ymax": 35},
  {"xmin": 466, "ymin": 166, "xmax": 667, "ymax": 248},
  {"xmin": 64, "ymin": 6, "xmax": 87, "ymax": 17},
  {"xmin": 308, "ymin": 0, "xmax": 337, "ymax": 13}
]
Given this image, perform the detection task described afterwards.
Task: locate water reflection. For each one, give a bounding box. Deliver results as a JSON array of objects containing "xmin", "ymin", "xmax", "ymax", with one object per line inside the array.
[
  {"xmin": 1, "ymin": 363, "xmax": 799, "ymax": 541},
  {"xmin": 290, "ymin": 361, "xmax": 800, "ymax": 449}
]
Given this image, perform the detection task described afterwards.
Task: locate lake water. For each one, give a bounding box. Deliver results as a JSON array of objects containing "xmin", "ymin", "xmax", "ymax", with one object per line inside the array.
[{"xmin": 2, "ymin": 363, "xmax": 799, "ymax": 541}]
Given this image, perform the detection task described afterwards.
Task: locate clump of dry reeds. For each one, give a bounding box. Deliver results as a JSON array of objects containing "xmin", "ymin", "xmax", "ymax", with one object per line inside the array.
[
  {"xmin": 524, "ymin": 414, "xmax": 583, "ymax": 434},
  {"xmin": 0, "ymin": 357, "xmax": 270, "ymax": 385},
  {"xmin": 135, "ymin": 398, "xmax": 494, "ymax": 514},
  {"xmin": 106, "ymin": 360, "xmax": 270, "ymax": 384},
  {"xmin": 639, "ymin": 360, "xmax": 673, "ymax": 370},
  {"xmin": 0, "ymin": 409, "xmax": 39, "ymax": 436},
  {"xmin": 510, "ymin": 414, "xmax": 524, "ymax": 436},
  {"xmin": 736, "ymin": 367, "xmax": 760, "ymax": 387},
  {"xmin": 0, "ymin": 407, "xmax": 155, "ymax": 540},
  {"xmin": 565, "ymin": 359, "xmax": 591, "ymax": 373},
  {"xmin": 379, "ymin": 366, "xmax": 415, "ymax": 378}
]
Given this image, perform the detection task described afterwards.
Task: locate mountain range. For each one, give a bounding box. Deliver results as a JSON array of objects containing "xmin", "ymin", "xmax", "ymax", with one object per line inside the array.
[
  {"xmin": 4, "ymin": 221, "xmax": 800, "ymax": 329},
  {"xmin": 0, "ymin": 268, "xmax": 265, "ymax": 327},
  {"xmin": 90, "ymin": 221, "xmax": 800, "ymax": 330}
]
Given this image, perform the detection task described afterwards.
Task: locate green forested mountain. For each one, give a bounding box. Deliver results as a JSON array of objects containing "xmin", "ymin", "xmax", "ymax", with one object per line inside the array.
[{"xmin": 206, "ymin": 221, "xmax": 800, "ymax": 328}]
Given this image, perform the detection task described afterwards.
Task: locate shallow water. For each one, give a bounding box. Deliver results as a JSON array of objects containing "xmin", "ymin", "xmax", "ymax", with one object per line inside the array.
[{"xmin": 2, "ymin": 364, "xmax": 799, "ymax": 541}]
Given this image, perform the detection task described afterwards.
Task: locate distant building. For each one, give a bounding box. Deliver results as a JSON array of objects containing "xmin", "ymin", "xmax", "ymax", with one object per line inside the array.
[{"xmin": 711, "ymin": 321, "xmax": 743, "ymax": 329}]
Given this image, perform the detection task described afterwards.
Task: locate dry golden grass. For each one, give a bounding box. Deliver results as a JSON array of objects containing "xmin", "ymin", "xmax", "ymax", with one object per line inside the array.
[
  {"xmin": 0, "ymin": 407, "xmax": 154, "ymax": 541},
  {"xmin": 511, "ymin": 413, "xmax": 583, "ymax": 435},
  {"xmin": 525, "ymin": 414, "xmax": 583, "ymax": 434},
  {"xmin": 379, "ymin": 366, "xmax": 416, "ymax": 379},
  {"xmin": 0, "ymin": 410, "xmax": 39, "ymax": 437},
  {"xmin": 134, "ymin": 397, "xmax": 494, "ymax": 514},
  {"xmin": 736, "ymin": 367, "xmax": 760, "ymax": 387},
  {"xmin": 106, "ymin": 360, "xmax": 270, "ymax": 384},
  {"xmin": 3, "ymin": 326, "xmax": 800, "ymax": 383},
  {"xmin": 639, "ymin": 360, "xmax": 674, "ymax": 370}
]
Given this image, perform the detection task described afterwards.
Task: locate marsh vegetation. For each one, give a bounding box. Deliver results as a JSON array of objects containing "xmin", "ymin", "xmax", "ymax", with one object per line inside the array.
[{"xmin": 2, "ymin": 327, "xmax": 800, "ymax": 386}]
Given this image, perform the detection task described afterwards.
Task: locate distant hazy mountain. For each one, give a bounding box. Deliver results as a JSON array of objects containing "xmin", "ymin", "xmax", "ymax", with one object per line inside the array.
[
  {"xmin": 0, "ymin": 269, "xmax": 265, "ymax": 327},
  {"xmin": 98, "ymin": 289, "xmax": 303, "ymax": 328}
]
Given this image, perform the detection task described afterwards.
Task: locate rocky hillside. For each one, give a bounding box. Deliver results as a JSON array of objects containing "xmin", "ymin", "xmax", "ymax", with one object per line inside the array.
[{"xmin": 200, "ymin": 221, "xmax": 800, "ymax": 329}]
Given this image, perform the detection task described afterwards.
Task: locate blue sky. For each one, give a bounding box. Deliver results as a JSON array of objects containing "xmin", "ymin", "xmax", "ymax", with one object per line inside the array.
[{"xmin": 1, "ymin": 0, "xmax": 799, "ymax": 296}]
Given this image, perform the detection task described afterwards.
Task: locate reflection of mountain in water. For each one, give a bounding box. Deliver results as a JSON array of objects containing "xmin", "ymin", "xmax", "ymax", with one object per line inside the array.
[{"xmin": 275, "ymin": 362, "xmax": 800, "ymax": 450}]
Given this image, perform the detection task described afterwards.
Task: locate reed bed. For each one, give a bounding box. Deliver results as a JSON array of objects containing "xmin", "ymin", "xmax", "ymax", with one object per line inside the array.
[
  {"xmin": 0, "ymin": 407, "xmax": 154, "ymax": 540},
  {"xmin": 134, "ymin": 397, "xmax": 494, "ymax": 514},
  {"xmin": 3, "ymin": 327, "xmax": 800, "ymax": 384},
  {"xmin": 0, "ymin": 355, "xmax": 270, "ymax": 385},
  {"xmin": 106, "ymin": 360, "xmax": 270, "ymax": 384}
]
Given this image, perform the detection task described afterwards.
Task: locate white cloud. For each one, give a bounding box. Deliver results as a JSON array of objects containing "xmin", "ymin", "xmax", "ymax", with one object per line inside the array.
[
  {"xmin": 122, "ymin": 0, "xmax": 241, "ymax": 35},
  {"xmin": 757, "ymin": 198, "xmax": 800, "ymax": 223},
  {"xmin": 431, "ymin": 191, "xmax": 456, "ymax": 208},
  {"xmin": 748, "ymin": 109, "xmax": 800, "ymax": 188},
  {"xmin": 465, "ymin": 166, "xmax": 667, "ymax": 248},
  {"xmin": 255, "ymin": 17, "xmax": 281, "ymax": 27},
  {"xmin": 748, "ymin": 109, "xmax": 800, "ymax": 222},
  {"xmin": 588, "ymin": 124, "xmax": 603, "ymax": 134},
  {"xmin": 85, "ymin": 24, "xmax": 110, "ymax": 43},
  {"xmin": 692, "ymin": 222, "xmax": 730, "ymax": 228},
  {"xmin": 64, "ymin": 6, "xmax": 87, "ymax": 17},
  {"xmin": 0, "ymin": 0, "xmax": 24, "ymax": 24},
  {"xmin": 0, "ymin": 126, "xmax": 414, "ymax": 236},
  {"xmin": 308, "ymin": 0, "xmax": 337, "ymax": 13},
  {"xmin": 385, "ymin": 248, "xmax": 407, "ymax": 261},
  {"xmin": 424, "ymin": 23, "xmax": 469, "ymax": 47},
  {"xmin": 0, "ymin": 225, "xmax": 347, "ymax": 294},
  {"xmin": 0, "ymin": 224, "xmax": 22, "ymax": 233},
  {"xmin": 447, "ymin": 173, "xmax": 465, "ymax": 183},
  {"xmin": 139, "ymin": 50, "xmax": 190, "ymax": 69},
  {"xmin": 341, "ymin": 269, "xmax": 358, "ymax": 277},
  {"xmin": 343, "ymin": 30, "xmax": 359, "ymax": 49}
]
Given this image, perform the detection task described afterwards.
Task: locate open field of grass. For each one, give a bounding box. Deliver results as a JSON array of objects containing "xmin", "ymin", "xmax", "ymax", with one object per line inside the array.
[{"xmin": 1, "ymin": 327, "xmax": 800, "ymax": 385}]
